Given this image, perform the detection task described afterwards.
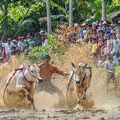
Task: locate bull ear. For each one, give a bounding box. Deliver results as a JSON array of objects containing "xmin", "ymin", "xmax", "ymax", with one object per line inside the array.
[
  {"xmin": 71, "ymin": 62, "xmax": 75, "ymax": 68},
  {"xmin": 27, "ymin": 65, "xmax": 30, "ymax": 67},
  {"xmin": 83, "ymin": 63, "xmax": 87, "ymax": 68},
  {"xmin": 26, "ymin": 65, "xmax": 30, "ymax": 71}
]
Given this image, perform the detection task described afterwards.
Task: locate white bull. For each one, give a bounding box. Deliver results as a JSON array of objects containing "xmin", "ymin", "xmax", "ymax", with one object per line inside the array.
[{"xmin": 3, "ymin": 64, "xmax": 43, "ymax": 110}]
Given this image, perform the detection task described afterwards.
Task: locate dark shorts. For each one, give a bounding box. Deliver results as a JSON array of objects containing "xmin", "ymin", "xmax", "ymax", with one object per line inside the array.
[
  {"xmin": 106, "ymin": 72, "xmax": 116, "ymax": 84},
  {"xmin": 36, "ymin": 82, "xmax": 63, "ymax": 96}
]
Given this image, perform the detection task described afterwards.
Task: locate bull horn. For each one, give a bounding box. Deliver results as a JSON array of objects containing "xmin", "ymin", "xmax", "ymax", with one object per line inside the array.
[
  {"xmin": 83, "ymin": 63, "xmax": 87, "ymax": 68},
  {"xmin": 71, "ymin": 62, "xmax": 75, "ymax": 68}
]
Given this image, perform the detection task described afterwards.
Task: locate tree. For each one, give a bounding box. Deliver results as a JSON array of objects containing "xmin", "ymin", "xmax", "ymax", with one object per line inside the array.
[
  {"xmin": 0, "ymin": 0, "xmax": 9, "ymax": 40},
  {"xmin": 0, "ymin": 0, "xmax": 37, "ymax": 39},
  {"xmin": 46, "ymin": 0, "xmax": 52, "ymax": 34},
  {"xmin": 69, "ymin": 0, "xmax": 73, "ymax": 26},
  {"xmin": 102, "ymin": 0, "xmax": 106, "ymax": 21}
]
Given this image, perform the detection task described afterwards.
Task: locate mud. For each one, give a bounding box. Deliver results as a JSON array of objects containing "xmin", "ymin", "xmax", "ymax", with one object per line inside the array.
[{"xmin": 0, "ymin": 55, "xmax": 120, "ymax": 120}]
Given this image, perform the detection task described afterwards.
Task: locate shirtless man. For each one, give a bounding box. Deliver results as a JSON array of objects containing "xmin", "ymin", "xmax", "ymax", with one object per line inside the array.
[{"xmin": 37, "ymin": 53, "xmax": 69, "ymax": 107}]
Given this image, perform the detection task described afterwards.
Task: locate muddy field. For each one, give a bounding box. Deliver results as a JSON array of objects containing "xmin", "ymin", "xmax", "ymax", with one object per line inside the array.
[{"xmin": 0, "ymin": 49, "xmax": 120, "ymax": 120}]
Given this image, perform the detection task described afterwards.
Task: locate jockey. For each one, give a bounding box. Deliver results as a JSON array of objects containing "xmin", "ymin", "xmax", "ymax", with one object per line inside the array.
[
  {"xmin": 37, "ymin": 53, "xmax": 69, "ymax": 107},
  {"xmin": 38, "ymin": 53, "xmax": 69, "ymax": 83}
]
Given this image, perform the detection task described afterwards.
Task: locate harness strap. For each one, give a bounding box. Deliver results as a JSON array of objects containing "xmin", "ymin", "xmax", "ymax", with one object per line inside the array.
[
  {"xmin": 22, "ymin": 68, "xmax": 31, "ymax": 84},
  {"xmin": 3, "ymin": 70, "xmax": 17, "ymax": 100},
  {"xmin": 81, "ymin": 72, "xmax": 86, "ymax": 82},
  {"xmin": 70, "ymin": 70, "xmax": 76, "ymax": 80}
]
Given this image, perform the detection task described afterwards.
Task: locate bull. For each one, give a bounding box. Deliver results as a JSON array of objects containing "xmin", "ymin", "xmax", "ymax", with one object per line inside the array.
[
  {"xmin": 66, "ymin": 62, "xmax": 92, "ymax": 109},
  {"xmin": 3, "ymin": 63, "xmax": 43, "ymax": 111}
]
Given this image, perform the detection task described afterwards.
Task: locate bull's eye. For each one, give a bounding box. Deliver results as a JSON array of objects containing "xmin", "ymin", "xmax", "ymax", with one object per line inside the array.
[{"xmin": 31, "ymin": 70, "xmax": 34, "ymax": 73}]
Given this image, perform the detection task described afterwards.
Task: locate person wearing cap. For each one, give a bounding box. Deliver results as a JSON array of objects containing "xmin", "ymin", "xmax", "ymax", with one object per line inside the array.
[
  {"xmin": 105, "ymin": 56, "xmax": 117, "ymax": 91},
  {"xmin": 37, "ymin": 53, "xmax": 69, "ymax": 106},
  {"xmin": 38, "ymin": 53, "xmax": 69, "ymax": 84}
]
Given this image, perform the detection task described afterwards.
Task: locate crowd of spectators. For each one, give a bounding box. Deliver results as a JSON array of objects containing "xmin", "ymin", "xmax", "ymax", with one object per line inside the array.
[
  {"xmin": 0, "ymin": 30, "xmax": 48, "ymax": 64},
  {"xmin": 66, "ymin": 20, "xmax": 120, "ymax": 67},
  {"xmin": 0, "ymin": 20, "xmax": 120, "ymax": 68}
]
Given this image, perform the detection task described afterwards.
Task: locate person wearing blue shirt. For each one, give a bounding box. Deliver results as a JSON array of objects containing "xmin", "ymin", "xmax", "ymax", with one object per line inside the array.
[{"xmin": 105, "ymin": 56, "xmax": 117, "ymax": 91}]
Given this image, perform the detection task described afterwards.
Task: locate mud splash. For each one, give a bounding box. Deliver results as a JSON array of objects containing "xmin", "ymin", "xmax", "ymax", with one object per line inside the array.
[{"xmin": 0, "ymin": 46, "xmax": 120, "ymax": 119}]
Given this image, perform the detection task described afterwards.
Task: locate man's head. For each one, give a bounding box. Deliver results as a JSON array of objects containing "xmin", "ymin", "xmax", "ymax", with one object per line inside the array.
[
  {"xmin": 42, "ymin": 53, "xmax": 50, "ymax": 59},
  {"xmin": 108, "ymin": 56, "xmax": 113, "ymax": 62},
  {"xmin": 42, "ymin": 53, "xmax": 51, "ymax": 63}
]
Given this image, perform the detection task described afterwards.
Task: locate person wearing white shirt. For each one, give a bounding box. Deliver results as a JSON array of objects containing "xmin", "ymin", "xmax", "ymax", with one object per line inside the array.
[
  {"xmin": 2, "ymin": 40, "xmax": 12, "ymax": 62},
  {"xmin": 106, "ymin": 35, "xmax": 113, "ymax": 54},
  {"xmin": 111, "ymin": 34, "xmax": 116, "ymax": 53},
  {"xmin": 42, "ymin": 34, "xmax": 48, "ymax": 46}
]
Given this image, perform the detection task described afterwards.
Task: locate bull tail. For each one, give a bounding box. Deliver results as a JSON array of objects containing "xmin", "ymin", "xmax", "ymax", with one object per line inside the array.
[
  {"xmin": 66, "ymin": 70, "xmax": 74, "ymax": 97},
  {"xmin": 66, "ymin": 81, "xmax": 71, "ymax": 97},
  {"xmin": 89, "ymin": 67, "xmax": 92, "ymax": 78}
]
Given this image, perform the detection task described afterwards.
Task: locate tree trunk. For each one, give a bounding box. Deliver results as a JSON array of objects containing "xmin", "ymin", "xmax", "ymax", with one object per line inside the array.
[
  {"xmin": 46, "ymin": 0, "xmax": 52, "ymax": 34},
  {"xmin": 2, "ymin": 3, "xmax": 8, "ymax": 40},
  {"xmin": 75, "ymin": 0, "xmax": 80, "ymax": 24},
  {"xmin": 69, "ymin": 0, "xmax": 73, "ymax": 26},
  {"xmin": 102, "ymin": 0, "xmax": 106, "ymax": 21}
]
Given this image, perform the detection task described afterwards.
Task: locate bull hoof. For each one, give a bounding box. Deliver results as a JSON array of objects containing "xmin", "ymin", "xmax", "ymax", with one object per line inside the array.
[
  {"xmin": 75, "ymin": 104, "xmax": 83, "ymax": 111},
  {"xmin": 33, "ymin": 108, "xmax": 37, "ymax": 112},
  {"xmin": 26, "ymin": 94, "xmax": 31, "ymax": 101},
  {"xmin": 82, "ymin": 95, "xmax": 86, "ymax": 100},
  {"xmin": 22, "ymin": 92, "xmax": 26, "ymax": 97}
]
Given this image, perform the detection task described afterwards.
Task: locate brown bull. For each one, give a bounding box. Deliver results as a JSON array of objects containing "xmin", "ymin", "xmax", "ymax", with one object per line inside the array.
[{"xmin": 66, "ymin": 62, "xmax": 92, "ymax": 107}]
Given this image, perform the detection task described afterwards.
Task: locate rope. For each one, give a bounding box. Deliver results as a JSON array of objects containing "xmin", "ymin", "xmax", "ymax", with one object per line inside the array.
[{"xmin": 3, "ymin": 71, "xmax": 16, "ymax": 104}]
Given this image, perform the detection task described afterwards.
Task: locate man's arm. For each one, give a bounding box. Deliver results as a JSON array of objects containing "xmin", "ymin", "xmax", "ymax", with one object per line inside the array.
[{"xmin": 52, "ymin": 65, "xmax": 69, "ymax": 77}]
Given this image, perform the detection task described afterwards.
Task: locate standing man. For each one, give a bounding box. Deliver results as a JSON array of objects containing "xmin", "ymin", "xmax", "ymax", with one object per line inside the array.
[
  {"xmin": 2, "ymin": 38, "xmax": 13, "ymax": 62},
  {"xmin": 105, "ymin": 56, "xmax": 117, "ymax": 91},
  {"xmin": 37, "ymin": 53, "xmax": 69, "ymax": 107}
]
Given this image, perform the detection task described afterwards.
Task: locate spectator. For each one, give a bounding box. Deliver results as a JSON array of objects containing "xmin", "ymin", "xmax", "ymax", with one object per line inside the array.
[
  {"xmin": 98, "ymin": 37, "xmax": 103, "ymax": 57},
  {"xmin": 115, "ymin": 33, "xmax": 120, "ymax": 59},
  {"xmin": 104, "ymin": 56, "xmax": 117, "ymax": 90},
  {"xmin": 25, "ymin": 33, "xmax": 32, "ymax": 48},
  {"xmin": 2, "ymin": 38, "xmax": 12, "ymax": 62},
  {"xmin": 91, "ymin": 38, "xmax": 98, "ymax": 64},
  {"xmin": 33, "ymin": 33, "xmax": 42, "ymax": 47},
  {"xmin": 42, "ymin": 34, "xmax": 48, "ymax": 46}
]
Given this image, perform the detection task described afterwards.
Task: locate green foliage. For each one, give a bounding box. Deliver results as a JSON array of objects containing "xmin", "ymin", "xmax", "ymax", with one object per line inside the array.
[
  {"xmin": 27, "ymin": 34, "xmax": 68, "ymax": 63},
  {"xmin": 0, "ymin": 0, "xmax": 120, "ymax": 38},
  {"xmin": 107, "ymin": 18, "xmax": 113, "ymax": 24},
  {"xmin": 114, "ymin": 65, "xmax": 120, "ymax": 71},
  {"xmin": 27, "ymin": 34, "xmax": 54, "ymax": 63}
]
